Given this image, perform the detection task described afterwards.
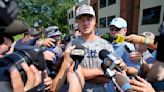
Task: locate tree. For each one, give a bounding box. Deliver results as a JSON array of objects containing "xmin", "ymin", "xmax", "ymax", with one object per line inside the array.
[{"xmin": 17, "ymin": 0, "xmax": 76, "ymax": 34}]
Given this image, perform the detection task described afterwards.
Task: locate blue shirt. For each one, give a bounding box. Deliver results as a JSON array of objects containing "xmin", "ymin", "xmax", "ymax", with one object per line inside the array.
[
  {"xmin": 44, "ymin": 46, "xmax": 63, "ymax": 64},
  {"xmin": 15, "ymin": 37, "xmax": 38, "ymax": 47},
  {"xmin": 112, "ymin": 42, "xmax": 141, "ymax": 70}
]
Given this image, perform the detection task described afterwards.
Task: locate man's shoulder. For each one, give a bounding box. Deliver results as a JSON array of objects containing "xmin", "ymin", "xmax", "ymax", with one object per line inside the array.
[
  {"xmin": 97, "ymin": 37, "xmax": 112, "ymax": 44},
  {"xmin": 72, "ymin": 36, "xmax": 83, "ymax": 41},
  {"xmin": 96, "ymin": 37, "xmax": 114, "ymax": 52},
  {"xmin": 68, "ymin": 36, "xmax": 83, "ymax": 45}
]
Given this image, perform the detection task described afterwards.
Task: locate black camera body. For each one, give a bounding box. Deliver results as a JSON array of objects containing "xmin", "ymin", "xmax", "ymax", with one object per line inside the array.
[
  {"xmin": 0, "ymin": 0, "xmax": 47, "ymax": 91},
  {"xmin": 0, "ymin": 46, "xmax": 46, "ymax": 81},
  {"xmin": 0, "ymin": 46, "xmax": 46, "ymax": 92}
]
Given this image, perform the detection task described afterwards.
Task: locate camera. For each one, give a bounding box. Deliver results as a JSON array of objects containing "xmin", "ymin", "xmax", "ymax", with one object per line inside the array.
[
  {"xmin": 0, "ymin": 46, "xmax": 46, "ymax": 82},
  {"xmin": 0, "ymin": 46, "xmax": 46, "ymax": 92},
  {"xmin": 0, "ymin": 0, "xmax": 47, "ymax": 91}
]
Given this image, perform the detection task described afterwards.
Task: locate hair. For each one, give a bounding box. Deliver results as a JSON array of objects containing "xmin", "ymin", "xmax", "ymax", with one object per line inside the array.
[{"xmin": 3, "ymin": 34, "xmax": 14, "ymax": 43}]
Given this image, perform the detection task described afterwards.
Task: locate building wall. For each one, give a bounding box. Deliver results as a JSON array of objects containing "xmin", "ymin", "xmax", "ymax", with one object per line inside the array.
[
  {"xmin": 67, "ymin": 6, "xmax": 76, "ymax": 34},
  {"xmin": 67, "ymin": 0, "xmax": 163, "ymax": 35},
  {"xmin": 98, "ymin": 0, "xmax": 120, "ymax": 34},
  {"xmin": 119, "ymin": 0, "xmax": 141, "ymax": 35},
  {"xmin": 138, "ymin": 0, "xmax": 164, "ymax": 35}
]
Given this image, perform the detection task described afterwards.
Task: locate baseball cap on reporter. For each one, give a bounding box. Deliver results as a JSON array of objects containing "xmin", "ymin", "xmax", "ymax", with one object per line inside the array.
[
  {"xmin": 76, "ymin": 5, "xmax": 95, "ymax": 18},
  {"xmin": 141, "ymin": 32, "xmax": 155, "ymax": 40},
  {"xmin": 110, "ymin": 18, "xmax": 127, "ymax": 28},
  {"xmin": 45, "ymin": 26, "xmax": 62, "ymax": 38}
]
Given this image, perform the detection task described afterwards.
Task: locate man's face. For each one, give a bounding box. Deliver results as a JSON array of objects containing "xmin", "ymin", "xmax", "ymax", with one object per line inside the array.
[
  {"xmin": 77, "ymin": 15, "xmax": 96, "ymax": 36},
  {"xmin": 109, "ymin": 25, "xmax": 127, "ymax": 36},
  {"xmin": 0, "ymin": 37, "xmax": 12, "ymax": 55},
  {"xmin": 23, "ymin": 35, "xmax": 35, "ymax": 42},
  {"xmin": 50, "ymin": 35, "xmax": 62, "ymax": 45}
]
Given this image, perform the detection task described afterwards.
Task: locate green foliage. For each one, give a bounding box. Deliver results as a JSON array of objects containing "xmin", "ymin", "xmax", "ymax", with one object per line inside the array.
[
  {"xmin": 14, "ymin": 34, "xmax": 23, "ymax": 41},
  {"xmin": 101, "ymin": 33, "xmax": 110, "ymax": 40},
  {"xmin": 17, "ymin": 0, "xmax": 76, "ymax": 35}
]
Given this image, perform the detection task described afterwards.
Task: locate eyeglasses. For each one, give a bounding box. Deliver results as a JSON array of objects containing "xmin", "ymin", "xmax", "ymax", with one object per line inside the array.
[{"xmin": 109, "ymin": 27, "xmax": 121, "ymax": 32}]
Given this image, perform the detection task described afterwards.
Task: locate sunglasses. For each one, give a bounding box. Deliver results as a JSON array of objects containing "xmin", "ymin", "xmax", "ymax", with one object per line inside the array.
[{"xmin": 109, "ymin": 27, "xmax": 121, "ymax": 32}]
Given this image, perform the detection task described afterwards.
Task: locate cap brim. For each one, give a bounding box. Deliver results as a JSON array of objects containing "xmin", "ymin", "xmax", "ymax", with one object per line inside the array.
[
  {"xmin": 47, "ymin": 32, "xmax": 62, "ymax": 38},
  {"xmin": 109, "ymin": 23, "xmax": 122, "ymax": 28},
  {"xmin": 76, "ymin": 14, "xmax": 95, "ymax": 19}
]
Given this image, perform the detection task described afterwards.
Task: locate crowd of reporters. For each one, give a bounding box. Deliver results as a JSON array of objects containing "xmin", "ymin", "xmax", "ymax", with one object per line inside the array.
[{"xmin": 0, "ymin": 1, "xmax": 164, "ymax": 92}]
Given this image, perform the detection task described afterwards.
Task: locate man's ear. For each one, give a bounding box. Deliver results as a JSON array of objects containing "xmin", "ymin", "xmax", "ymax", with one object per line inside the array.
[
  {"xmin": 122, "ymin": 28, "xmax": 127, "ymax": 35},
  {"xmin": 123, "ymin": 28, "xmax": 127, "ymax": 33}
]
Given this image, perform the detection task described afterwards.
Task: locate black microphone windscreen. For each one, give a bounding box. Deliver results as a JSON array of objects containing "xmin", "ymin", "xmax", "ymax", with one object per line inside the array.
[
  {"xmin": 70, "ymin": 44, "xmax": 85, "ymax": 61},
  {"xmin": 99, "ymin": 49, "xmax": 110, "ymax": 60},
  {"xmin": 75, "ymin": 44, "xmax": 85, "ymax": 49},
  {"xmin": 70, "ymin": 44, "xmax": 85, "ymax": 71}
]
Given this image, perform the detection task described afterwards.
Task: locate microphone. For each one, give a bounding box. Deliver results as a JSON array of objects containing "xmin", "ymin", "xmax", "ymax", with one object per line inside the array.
[
  {"xmin": 70, "ymin": 44, "xmax": 85, "ymax": 71},
  {"xmin": 114, "ymin": 34, "xmax": 124, "ymax": 43},
  {"xmin": 99, "ymin": 49, "xmax": 122, "ymax": 72},
  {"xmin": 105, "ymin": 34, "xmax": 124, "ymax": 43}
]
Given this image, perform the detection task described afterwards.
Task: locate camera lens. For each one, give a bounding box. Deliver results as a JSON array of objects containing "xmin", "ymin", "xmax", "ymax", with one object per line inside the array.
[{"xmin": 0, "ymin": 46, "xmax": 46, "ymax": 82}]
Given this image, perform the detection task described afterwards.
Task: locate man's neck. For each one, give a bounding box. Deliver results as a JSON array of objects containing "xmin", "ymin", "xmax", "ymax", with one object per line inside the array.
[{"xmin": 82, "ymin": 32, "xmax": 97, "ymax": 41}]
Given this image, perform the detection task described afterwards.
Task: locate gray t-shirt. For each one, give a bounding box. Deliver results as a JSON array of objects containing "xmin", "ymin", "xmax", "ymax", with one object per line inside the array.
[
  {"xmin": 68, "ymin": 36, "xmax": 114, "ymax": 92},
  {"xmin": 68, "ymin": 36, "xmax": 114, "ymax": 69}
]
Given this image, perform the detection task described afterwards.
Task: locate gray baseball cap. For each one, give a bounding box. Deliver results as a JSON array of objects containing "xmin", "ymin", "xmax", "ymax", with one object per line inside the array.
[
  {"xmin": 76, "ymin": 5, "xmax": 95, "ymax": 18},
  {"xmin": 45, "ymin": 26, "xmax": 62, "ymax": 38}
]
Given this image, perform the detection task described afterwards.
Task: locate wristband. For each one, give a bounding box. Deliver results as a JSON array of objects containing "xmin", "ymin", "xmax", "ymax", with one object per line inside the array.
[{"xmin": 121, "ymin": 83, "xmax": 132, "ymax": 92}]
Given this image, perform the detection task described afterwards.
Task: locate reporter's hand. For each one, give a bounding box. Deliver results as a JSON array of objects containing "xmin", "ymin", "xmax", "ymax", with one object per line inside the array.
[
  {"xmin": 62, "ymin": 45, "xmax": 76, "ymax": 68},
  {"xmin": 43, "ymin": 50, "xmax": 56, "ymax": 61},
  {"xmin": 129, "ymin": 52, "xmax": 142, "ymax": 63},
  {"xmin": 44, "ymin": 71, "xmax": 52, "ymax": 91},
  {"xmin": 37, "ymin": 38, "xmax": 55, "ymax": 47},
  {"xmin": 115, "ymin": 71, "xmax": 134, "ymax": 92},
  {"xmin": 67, "ymin": 64, "xmax": 85, "ymax": 92},
  {"xmin": 125, "ymin": 34, "xmax": 145, "ymax": 44},
  {"xmin": 10, "ymin": 63, "xmax": 41, "ymax": 92},
  {"xmin": 130, "ymin": 76, "xmax": 155, "ymax": 92},
  {"xmin": 50, "ymin": 45, "xmax": 76, "ymax": 92},
  {"xmin": 117, "ymin": 59, "xmax": 127, "ymax": 72}
]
